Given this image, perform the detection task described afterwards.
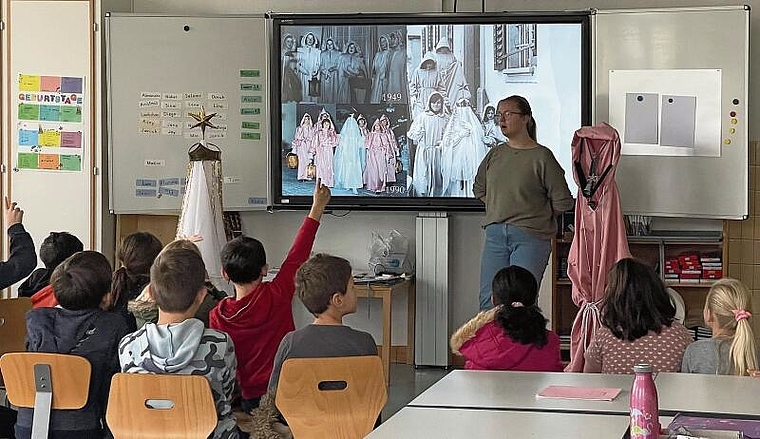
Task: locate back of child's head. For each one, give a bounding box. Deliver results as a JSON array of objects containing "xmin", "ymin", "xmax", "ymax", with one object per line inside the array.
[
  {"xmin": 705, "ymin": 278, "xmax": 758, "ymax": 375},
  {"xmin": 112, "ymin": 232, "xmax": 163, "ymax": 310},
  {"xmin": 51, "ymin": 251, "xmax": 112, "ymax": 311},
  {"xmin": 492, "ymin": 265, "xmax": 548, "ymax": 347},
  {"xmin": 40, "ymin": 232, "xmax": 83, "ymax": 269},
  {"xmin": 162, "ymin": 239, "xmax": 201, "ymax": 256},
  {"xmin": 602, "ymin": 258, "xmax": 675, "ymax": 342},
  {"xmin": 220, "ymin": 236, "xmax": 266, "ymax": 284},
  {"xmin": 295, "ymin": 254, "xmax": 351, "ymax": 316},
  {"xmin": 150, "ymin": 248, "xmax": 206, "ymax": 313}
]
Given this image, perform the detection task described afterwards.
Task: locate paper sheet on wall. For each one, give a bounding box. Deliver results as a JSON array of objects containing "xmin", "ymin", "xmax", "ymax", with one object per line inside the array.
[
  {"xmin": 16, "ymin": 73, "xmax": 85, "ymax": 171},
  {"xmin": 609, "ymin": 69, "xmax": 722, "ymax": 157},
  {"xmin": 137, "ymin": 90, "xmax": 231, "ymax": 138}
]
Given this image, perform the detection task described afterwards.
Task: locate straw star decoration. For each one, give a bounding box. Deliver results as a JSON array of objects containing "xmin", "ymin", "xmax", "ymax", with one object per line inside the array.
[{"xmin": 189, "ymin": 106, "xmax": 218, "ymax": 140}]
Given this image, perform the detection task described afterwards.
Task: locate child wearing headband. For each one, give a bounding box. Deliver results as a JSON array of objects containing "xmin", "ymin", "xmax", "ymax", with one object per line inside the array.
[
  {"xmin": 682, "ymin": 278, "xmax": 758, "ymax": 376},
  {"xmin": 450, "ymin": 265, "xmax": 562, "ymax": 371}
]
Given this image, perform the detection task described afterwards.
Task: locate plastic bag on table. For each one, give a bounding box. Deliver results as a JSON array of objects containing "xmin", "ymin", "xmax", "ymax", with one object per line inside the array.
[{"xmin": 368, "ymin": 230, "xmax": 413, "ymax": 275}]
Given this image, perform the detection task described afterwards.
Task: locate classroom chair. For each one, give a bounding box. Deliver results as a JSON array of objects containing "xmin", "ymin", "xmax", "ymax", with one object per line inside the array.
[
  {"xmin": 275, "ymin": 356, "xmax": 387, "ymax": 439},
  {"xmin": 0, "ymin": 352, "xmax": 91, "ymax": 439},
  {"xmin": 0, "ymin": 297, "xmax": 32, "ymax": 357},
  {"xmin": 106, "ymin": 373, "xmax": 217, "ymax": 439},
  {"xmin": 0, "ymin": 297, "xmax": 32, "ymax": 386}
]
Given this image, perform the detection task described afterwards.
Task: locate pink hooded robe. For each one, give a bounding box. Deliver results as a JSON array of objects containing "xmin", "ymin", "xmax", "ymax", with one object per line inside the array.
[{"xmin": 565, "ymin": 122, "xmax": 631, "ymax": 372}]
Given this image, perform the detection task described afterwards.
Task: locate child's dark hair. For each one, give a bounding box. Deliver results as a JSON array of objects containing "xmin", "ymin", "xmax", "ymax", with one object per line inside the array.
[
  {"xmin": 111, "ymin": 232, "xmax": 163, "ymax": 311},
  {"xmin": 493, "ymin": 265, "xmax": 548, "ymax": 347},
  {"xmin": 40, "ymin": 232, "xmax": 83, "ymax": 269},
  {"xmin": 296, "ymin": 254, "xmax": 352, "ymax": 316},
  {"xmin": 220, "ymin": 236, "xmax": 266, "ymax": 284},
  {"xmin": 601, "ymin": 258, "xmax": 675, "ymax": 342},
  {"xmin": 52, "ymin": 251, "xmax": 112, "ymax": 311},
  {"xmin": 150, "ymin": 248, "xmax": 206, "ymax": 313}
]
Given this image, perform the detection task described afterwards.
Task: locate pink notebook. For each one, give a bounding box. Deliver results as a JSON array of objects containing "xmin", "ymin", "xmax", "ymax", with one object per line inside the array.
[{"xmin": 537, "ymin": 385, "xmax": 622, "ymax": 401}]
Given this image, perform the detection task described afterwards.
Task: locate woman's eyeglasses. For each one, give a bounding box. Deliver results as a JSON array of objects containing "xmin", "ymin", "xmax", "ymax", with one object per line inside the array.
[{"xmin": 495, "ymin": 111, "xmax": 524, "ymax": 119}]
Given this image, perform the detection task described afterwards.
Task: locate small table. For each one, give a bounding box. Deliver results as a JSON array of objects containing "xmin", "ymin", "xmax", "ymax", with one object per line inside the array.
[
  {"xmin": 655, "ymin": 372, "xmax": 760, "ymax": 419},
  {"xmin": 365, "ymin": 406, "xmax": 632, "ymax": 438},
  {"xmin": 354, "ymin": 278, "xmax": 415, "ymax": 385},
  {"xmin": 409, "ymin": 370, "xmax": 635, "ymax": 415}
]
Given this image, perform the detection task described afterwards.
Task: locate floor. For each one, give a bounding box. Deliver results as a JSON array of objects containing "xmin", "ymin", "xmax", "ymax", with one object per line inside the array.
[{"xmin": 383, "ymin": 363, "xmax": 450, "ymax": 420}]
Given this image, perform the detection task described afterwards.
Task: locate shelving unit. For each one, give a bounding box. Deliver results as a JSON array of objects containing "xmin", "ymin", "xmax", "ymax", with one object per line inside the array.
[{"xmin": 552, "ymin": 229, "xmax": 725, "ymax": 361}]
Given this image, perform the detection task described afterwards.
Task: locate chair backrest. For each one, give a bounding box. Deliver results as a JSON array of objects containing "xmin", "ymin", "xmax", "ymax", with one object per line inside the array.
[
  {"xmin": 0, "ymin": 352, "xmax": 90, "ymax": 409},
  {"xmin": 106, "ymin": 373, "xmax": 218, "ymax": 439},
  {"xmin": 0, "ymin": 297, "xmax": 33, "ymax": 357},
  {"xmin": 275, "ymin": 356, "xmax": 387, "ymax": 439}
]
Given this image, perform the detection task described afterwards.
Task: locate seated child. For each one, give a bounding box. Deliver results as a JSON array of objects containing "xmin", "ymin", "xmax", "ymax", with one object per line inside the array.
[
  {"xmin": 118, "ymin": 248, "xmax": 241, "ymax": 439},
  {"xmin": 111, "ymin": 231, "xmax": 163, "ymax": 330},
  {"xmin": 16, "ymin": 251, "xmax": 128, "ymax": 439},
  {"xmin": 584, "ymin": 258, "xmax": 693, "ymax": 374},
  {"xmin": 252, "ymin": 254, "xmax": 378, "ymax": 438},
  {"xmin": 210, "ymin": 179, "xmax": 330, "ymax": 412},
  {"xmin": 450, "ymin": 265, "xmax": 563, "ymax": 371},
  {"xmin": 129, "ymin": 239, "xmax": 226, "ymax": 328},
  {"xmin": 19, "ymin": 231, "xmax": 83, "ymax": 297},
  {"xmin": 682, "ymin": 278, "xmax": 758, "ymax": 375}
]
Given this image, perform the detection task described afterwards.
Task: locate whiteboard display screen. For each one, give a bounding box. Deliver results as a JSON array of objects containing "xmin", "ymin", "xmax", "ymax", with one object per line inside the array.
[{"xmin": 270, "ymin": 13, "xmax": 591, "ymax": 210}]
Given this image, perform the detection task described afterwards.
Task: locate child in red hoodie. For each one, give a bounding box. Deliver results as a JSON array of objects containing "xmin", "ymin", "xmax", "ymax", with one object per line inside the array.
[
  {"xmin": 209, "ymin": 179, "xmax": 330, "ymax": 412},
  {"xmin": 450, "ymin": 265, "xmax": 563, "ymax": 371}
]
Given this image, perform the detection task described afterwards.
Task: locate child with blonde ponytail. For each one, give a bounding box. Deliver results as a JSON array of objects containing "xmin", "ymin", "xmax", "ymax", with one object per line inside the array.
[{"xmin": 682, "ymin": 278, "xmax": 758, "ymax": 376}]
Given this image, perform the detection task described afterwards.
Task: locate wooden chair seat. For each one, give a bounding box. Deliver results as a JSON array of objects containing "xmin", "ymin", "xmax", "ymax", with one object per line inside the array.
[
  {"xmin": 106, "ymin": 373, "xmax": 217, "ymax": 439},
  {"xmin": 0, "ymin": 352, "xmax": 91, "ymax": 438},
  {"xmin": 275, "ymin": 356, "xmax": 387, "ymax": 439}
]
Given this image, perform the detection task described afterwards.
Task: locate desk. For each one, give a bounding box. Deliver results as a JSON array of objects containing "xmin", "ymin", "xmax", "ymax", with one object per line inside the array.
[
  {"xmin": 354, "ymin": 278, "xmax": 415, "ymax": 385},
  {"xmin": 364, "ymin": 407, "xmax": 631, "ymax": 438},
  {"xmin": 409, "ymin": 370, "xmax": 634, "ymax": 415},
  {"xmin": 655, "ymin": 373, "xmax": 760, "ymax": 419}
]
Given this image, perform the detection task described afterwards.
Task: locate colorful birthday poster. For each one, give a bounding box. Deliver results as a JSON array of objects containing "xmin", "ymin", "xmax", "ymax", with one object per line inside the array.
[{"xmin": 16, "ymin": 73, "xmax": 85, "ymax": 172}]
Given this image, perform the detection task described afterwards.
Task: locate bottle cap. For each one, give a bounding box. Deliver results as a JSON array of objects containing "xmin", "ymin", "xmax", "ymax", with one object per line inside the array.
[{"xmin": 633, "ymin": 364, "xmax": 653, "ymax": 373}]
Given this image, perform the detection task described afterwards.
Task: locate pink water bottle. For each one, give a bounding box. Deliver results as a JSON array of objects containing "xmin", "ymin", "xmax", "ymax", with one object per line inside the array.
[{"xmin": 629, "ymin": 364, "xmax": 660, "ymax": 439}]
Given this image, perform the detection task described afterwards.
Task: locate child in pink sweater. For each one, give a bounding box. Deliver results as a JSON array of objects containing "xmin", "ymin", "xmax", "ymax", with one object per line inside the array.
[{"xmin": 451, "ymin": 265, "xmax": 562, "ymax": 371}]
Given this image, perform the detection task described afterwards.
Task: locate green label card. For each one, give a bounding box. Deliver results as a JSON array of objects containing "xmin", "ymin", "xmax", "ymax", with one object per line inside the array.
[
  {"xmin": 241, "ymin": 95, "xmax": 263, "ymax": 103},
  {"xmin": 59, "ymin": 155, "xmax": 82, "ymax": 171},
  {"xmin": 241, "ymin": 107, "xmax": 261, "ymax": 115},
  {"xmin": 241, "ymin": 122, "xmax": 260, "ymax": 130},
  {"xmin": 240, "ymin": 83, "xmax": 262, "ymax": 91},
  {"xmin": 240, "ymin": 69, "xmax": 260, "ymax": 78},
  {"xmin": 17, "ymin": 152, "xmax": 38, "ymax": 169},
  {"xmin": 241, "ymin": 132, "xmax": 261, "ymax": 141},
  {"xmin": 60, "ymin": 106, "xmax": 82, "ymax": 123},
  {"xmin": 18, "ymin": 104, "xmax": 40, "ymax": 120}
]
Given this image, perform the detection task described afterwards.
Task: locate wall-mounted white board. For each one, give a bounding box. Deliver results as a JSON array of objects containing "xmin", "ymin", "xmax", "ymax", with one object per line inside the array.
[
  {"xmin": 105, "ymin": 14, "xmax": 270, "ymax": 213},
  {"xmin": 594, "ymin": 6, "xmax": 749, "ymax": 219}
]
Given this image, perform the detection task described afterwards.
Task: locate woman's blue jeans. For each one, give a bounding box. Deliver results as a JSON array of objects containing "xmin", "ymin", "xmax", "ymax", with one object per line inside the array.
[{"xmin": 479, "ymin": 222, "xmax": 551, "ymax": 310}]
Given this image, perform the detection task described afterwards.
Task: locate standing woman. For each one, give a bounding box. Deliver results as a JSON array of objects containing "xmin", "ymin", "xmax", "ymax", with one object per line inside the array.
[
  {"xmin": 319, "ymin": 38, "xmax": 341, "ymax": 103},
  {"xmin": 473, "ymin": 95, "xmax": 573, "ymax": 311}
]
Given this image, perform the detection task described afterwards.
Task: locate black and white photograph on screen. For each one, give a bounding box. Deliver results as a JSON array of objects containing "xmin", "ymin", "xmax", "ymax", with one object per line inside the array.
[{"xmin": 278, "ymin": 21, "xmax": 583, "ymax": 199}]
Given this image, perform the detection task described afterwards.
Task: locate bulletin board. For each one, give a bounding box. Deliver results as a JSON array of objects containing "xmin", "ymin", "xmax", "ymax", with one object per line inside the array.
[
  {"xmin": 105, "ymin": 14, "xmax": 270, "ymax": 213},
  {"xmin": 594, "ymin": 6, "xmax": 749, "ymax": 219}
]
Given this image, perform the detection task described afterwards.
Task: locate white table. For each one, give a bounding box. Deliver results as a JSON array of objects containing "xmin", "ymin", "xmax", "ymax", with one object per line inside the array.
[
  {"xmin": 655, "ymin": 373, "xmax": 760, "ymax": 419},
  {"xmin": 408, "ymin": 370, "xmax": 634, "ymax": 415},
  {"xmin": 365, "ymin": 407, "xmax": 632, "ymax": 438}
]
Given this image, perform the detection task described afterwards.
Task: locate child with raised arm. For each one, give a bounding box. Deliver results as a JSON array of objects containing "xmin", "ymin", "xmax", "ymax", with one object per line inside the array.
[
  {"xmin": 0, "ymin": 197, "xmax": 36, "ymax": 289},
  {"xmin": 18, "ymin": 231, "xmax": 82, "ymax": 297},
  {"xmin": 682, "ymin": 278, "xmax": 758, "ymax": 375},
  {"xmin": 451, "ymin": 265, "xmax": 562, "ymax": 371},
  {"xmin": 119, "ymin": 248, "xmax": 241, "ymax": 439},
  {"xmin": 210, "ymin": 179, "xmax": 331, "ymax": 413}
]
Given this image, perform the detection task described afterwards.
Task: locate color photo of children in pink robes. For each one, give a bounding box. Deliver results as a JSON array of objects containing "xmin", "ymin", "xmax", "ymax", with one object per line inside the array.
[{"xmin": 292, "ymin": 113, "xmax": 315, "ymax": 181}]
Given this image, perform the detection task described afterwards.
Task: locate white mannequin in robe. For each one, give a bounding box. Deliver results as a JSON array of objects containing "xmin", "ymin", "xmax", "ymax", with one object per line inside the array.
[{"xmin": 177, "ymin": 107, "xmax": 228, "ymax": 294}]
